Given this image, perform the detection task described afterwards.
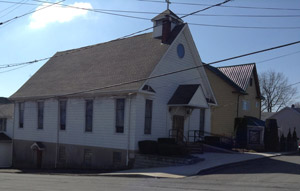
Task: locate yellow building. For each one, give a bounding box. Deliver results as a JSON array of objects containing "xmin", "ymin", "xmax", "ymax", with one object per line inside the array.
[{"xmin": 205, "ymin": 63, "xmax": 262, "ymax": 138}]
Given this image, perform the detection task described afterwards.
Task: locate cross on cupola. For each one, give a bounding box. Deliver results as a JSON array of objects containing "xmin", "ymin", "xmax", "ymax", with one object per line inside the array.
[{"xmin": 165, "ymin": 0, "xmax": 171, "ymax": 10}]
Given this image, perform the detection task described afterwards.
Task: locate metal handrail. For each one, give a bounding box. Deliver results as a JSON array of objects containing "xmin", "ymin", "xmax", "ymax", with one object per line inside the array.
[
  {"xmin": 188, "ymin": 130, "xmax": 204, "ymax": 143},
  {"xmin": 169, "ymin": 129, "xmax": 188, "ymax": 144}
]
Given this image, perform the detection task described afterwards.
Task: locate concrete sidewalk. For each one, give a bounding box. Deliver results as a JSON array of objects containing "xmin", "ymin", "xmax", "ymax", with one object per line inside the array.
[{"xmin": 100, "ymin": 151, "xmax": 292, "ymax": 178}]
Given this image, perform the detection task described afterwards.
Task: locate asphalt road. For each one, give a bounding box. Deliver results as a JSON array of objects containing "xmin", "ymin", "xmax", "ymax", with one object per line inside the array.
[{"xmin": 0, "ymin": 154, "xmax": 299, "ymax": 191}]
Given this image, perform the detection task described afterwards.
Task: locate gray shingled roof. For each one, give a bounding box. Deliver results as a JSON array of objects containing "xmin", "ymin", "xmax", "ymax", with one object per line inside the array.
[
  {"xmin": 217, "ymin": 63, "xmax": 255, "ymax": 91},
  {"xmin": 0, "ymin": 133, "xmax": 12, "ymax": 142},
  {"xmin": 151, "ymin": 9, "xmax": 183, "ymax": 22},
  {"xmin": 168, "ymin": 84, "xmax": 200, "ymax": 105},
  {"xmin": 0, "ymin": 104, "xmax": 14, "ymax": 118},
  {"xmin": 11, "ymin": 31, "xmax": 180, "ymax": 100}
]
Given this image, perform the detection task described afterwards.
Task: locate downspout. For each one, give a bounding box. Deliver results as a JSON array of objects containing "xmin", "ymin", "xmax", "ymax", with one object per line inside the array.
[
  {"xmin": 54, "ymin": 99, "xmax": 59, "ymax": 168},
  {"xmin": 11, "ymin": 102, "xmax": 16, "ymax": 167},
  {"xmin": 236, "ymin": 94, "xmax": 241, "ymax": 118},
  {"xmin": 126, "ymin": 93, "xmax": 132, "ymax": 166}
]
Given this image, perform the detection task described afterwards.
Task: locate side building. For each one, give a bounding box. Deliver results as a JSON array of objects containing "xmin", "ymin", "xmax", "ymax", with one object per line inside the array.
[
  {"xmin": 10, "ymin": 10, "xmax": 216, "ymax": 169},
  {"xmin": 205, "ymin": 63, "xmax": 262, "ymax": 139},
  {"xmin": 0, "ymin": 97, "xmax": 13, "ymax": 167}
]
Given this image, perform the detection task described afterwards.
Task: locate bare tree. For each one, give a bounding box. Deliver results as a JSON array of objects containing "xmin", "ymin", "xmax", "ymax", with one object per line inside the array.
[{"xmin": 260, "ymin": 70, "xmax": 297, "ymax": 112}]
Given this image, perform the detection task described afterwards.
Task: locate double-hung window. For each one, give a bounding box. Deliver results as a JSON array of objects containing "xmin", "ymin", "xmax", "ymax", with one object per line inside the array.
[
  {"xmin": 199, "ymin": 108, "xmax": 205, "ymax": 136},
  {"xmin": 19, "ymin": 102, "xmax": 24, "ymax": 128},
  {"xmin": 59, "ymin": 101, "xmax": 67, "ymax": 130},
  {"xmin": 144, "ymin": 99, "xmax": 153, "ymax": 134},
  {"xmin": 85, "ymin": 100, "xmax": 93, "ymax": 132},
  {"xmin": 116, "ymin": 99, "xmax": 125, "ymax": 133},
  {"xmin": 0, "ymin": 118, "xmax": 7, "ymax": 132},
  {"xmin": 37, "ymin": 102, "xmax": 44, "ymax": 129}
]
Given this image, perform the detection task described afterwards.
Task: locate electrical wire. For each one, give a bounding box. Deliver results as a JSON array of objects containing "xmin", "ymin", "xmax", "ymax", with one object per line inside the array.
[
  {"xmin": 180, "ymin": 0, "xmax": 230, "ymax": 19},
  {"xmin": 257, "ymin": 50, "xmax": 300, "ymax": 64},
  {"xmin": 35, "ymin": 40, "xmax": 300, "ymax": 98},
  {"xmin": 0, "ymin": 0, "xmax": 29, "ymax": 19},
  {"xmin": 188, "ymin": 22, "xmax": 300, "ymax": 30},
  {"xmin": 0, "ymin": 0, "xmax": 232, "ymax": 69},
  {"xmin": 0, "ymin": 0, "xmax": 26, "ymax": 15},
  {"xmin": 138, "ymin": 0, "xmax": 300, "ymax": 11},
  {"xmin": 2, "ymin": 1, "xmax": 300, "ymax": 18},
  {"xmin": 0, "ymin": 0, "xmax": 64, "ymax": 25}
]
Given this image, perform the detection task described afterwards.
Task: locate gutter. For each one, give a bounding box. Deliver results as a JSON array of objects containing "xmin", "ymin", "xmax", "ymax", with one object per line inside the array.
[{"xmin": 54, "ymin": 100, "xmax": 60, "ymax": 168}]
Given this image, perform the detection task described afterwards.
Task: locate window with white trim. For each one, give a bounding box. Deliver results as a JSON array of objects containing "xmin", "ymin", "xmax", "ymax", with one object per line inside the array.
[
  {"xmin": 242, "ymin": 100, "xmax": 250, "ymax": 111},
  {"xmin": 144, "ymin": 99, "xmax": 153, "ymax": 134},
  {"xmin": 0, "ymin": 118, "xmax": 7, "ymax": 131},
  {"xmin": 37, "ymin": 102, "xmax": 44, "ymax": 129}
]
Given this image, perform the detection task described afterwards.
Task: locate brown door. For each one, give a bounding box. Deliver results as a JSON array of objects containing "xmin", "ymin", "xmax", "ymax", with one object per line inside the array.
[{"xmin": 172, "ymin": 115, "xmax": 184, "ymax": 142}]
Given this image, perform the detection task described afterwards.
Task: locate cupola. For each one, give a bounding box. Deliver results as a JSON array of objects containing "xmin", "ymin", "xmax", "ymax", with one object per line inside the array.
[{"xmin": 151, "ymin": 9, "xmax": 183, "ymax": 44}]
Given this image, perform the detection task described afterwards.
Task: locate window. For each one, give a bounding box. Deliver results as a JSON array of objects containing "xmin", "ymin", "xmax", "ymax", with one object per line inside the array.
[
  {"xmin": 242, "ymin": 100, "xmax": 250, "ymax": 111},
  {"xmin": 177, "ymin": 43, "xmax": 185, "ymax": 58},
  {"xmin": 116, "ymin": 99, "xmax": 125, "ymax": 133},
  {"xmin": 113, "ymin": 152, "xmax": 122, "ymax": 166},
  {"xmin": 85, "ymin": 100, "xmax": 93, "ymax": 132},
  {"xmin": 58, "ymin": 146, "xmax": 66, "ymax": 162},
  {"xmin": 250, "ymin": 78, "xmax": 253, "ymax": 86},
  {"xmin": 83, "ymin": 149, "xmax": 93, "ymax": 168},
  {"xmin": 59, "ymin": 101, "xmax": 67, "ymax": 130},
  {"xmin": 256, "ymin": 101, "xmax": 260, "ymax": 108},
  {"xmin": 19, "ymin": 102, "xmax": 24, "ymax": 128},
  {"xmin": 37, "ymin": 102, "xmax": 44, "ymax": 129},
  {"xmin": 0, "ymin": 118, "xmax": 7, "ymax": 132},
  {"xmin": 199, "ymin": 108, "xmax": 205, "ymax": 136},
  {"xmin": 144, "ymin": 99, "xmax": 153, "ymax": 134}
]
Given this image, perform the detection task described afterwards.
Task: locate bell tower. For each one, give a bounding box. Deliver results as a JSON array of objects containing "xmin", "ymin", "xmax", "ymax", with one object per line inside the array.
[{"xmin": 151, "ymin": 9, "xmax": 183, "ymax": 43}]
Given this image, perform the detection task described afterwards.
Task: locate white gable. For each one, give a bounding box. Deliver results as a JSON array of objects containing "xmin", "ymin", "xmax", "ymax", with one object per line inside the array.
[{"xmin": 189, "ymin": 86, "xmax": 209, "ymax": 108}]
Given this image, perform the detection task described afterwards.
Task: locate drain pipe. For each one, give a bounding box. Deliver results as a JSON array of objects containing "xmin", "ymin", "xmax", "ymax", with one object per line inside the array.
[
  {"xmin": 126, "ymin": 93, "xmax": 133, "ymax": 166},
  {"xmin": 11, "ymin": 102, "xmax": 16, "ymax": 167},
  {"xmin": 54, "ymin": 99, "xmax": 60, "ymax": 168}
]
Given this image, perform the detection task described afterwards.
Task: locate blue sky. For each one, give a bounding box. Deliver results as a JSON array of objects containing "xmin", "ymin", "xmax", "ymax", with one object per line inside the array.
[{"xmin": 0, "ymin": 0, "xmax": 300, "ymax": 102}]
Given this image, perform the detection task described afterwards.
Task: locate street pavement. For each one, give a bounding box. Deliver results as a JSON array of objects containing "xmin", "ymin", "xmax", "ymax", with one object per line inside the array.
[
  {"xmin": 0, "ymin": 154, "xmax": 299, "ymax": 191},
  {"xmin": 101, "ymin": 151, "xmax": 288, "ymax": 178}
]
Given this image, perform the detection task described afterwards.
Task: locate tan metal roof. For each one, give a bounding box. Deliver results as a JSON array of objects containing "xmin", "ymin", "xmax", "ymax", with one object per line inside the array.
[{"xmin": 218, "ymin": 63, "xmax": 255, "ymax": 91}]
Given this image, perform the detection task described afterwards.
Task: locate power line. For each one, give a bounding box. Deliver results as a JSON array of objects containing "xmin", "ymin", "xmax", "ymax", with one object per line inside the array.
[
  {"xmin": 188, "ymin": 22, "xmax": 300, "ymax": 30},
  {"xmin": 180, "ymin": 0, "xmax": 231, "ymax": 19},
  {"xmin": 0, "ymin": 0, "xmax": 232, "ymax": 69},
  {"xmin": 49, "ymin": 40, "xmax": 300, "ymax": 98},
  {"xmin": 257, "ymin": 50, "xmax": 300, "ymax": 64},
  {"xmin": 2, "ymin": 1, "xmax": 300, "ymax": 18},
  {"xmin": 138, "ymin": 0, "xmax": 300, "ymax": 11},
  {"xmin": 0, "ymin": 0, "xmax": 65, "ymax": 25},
  {"xmin": 0, "ymin": 0, "xmax": 27, "ymax": 15},
  {"xmin": 31, "ymin": 0, "xmax": 151, "ymax": 21}
]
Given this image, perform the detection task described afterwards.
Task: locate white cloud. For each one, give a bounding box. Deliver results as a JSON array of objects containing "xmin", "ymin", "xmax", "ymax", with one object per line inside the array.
[{"xmin": 29, "ymin": 2, "xmax": 93, "ymax": 29}]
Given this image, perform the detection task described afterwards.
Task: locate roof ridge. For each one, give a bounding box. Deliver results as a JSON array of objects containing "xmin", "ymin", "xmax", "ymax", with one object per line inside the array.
[
  {"xmin": 217, "ymin": 63, "xmax": 255, "ymax": 68},
  {"xmin": 57, "ymin": 32, "xmax": 153, "ymax": 55}
]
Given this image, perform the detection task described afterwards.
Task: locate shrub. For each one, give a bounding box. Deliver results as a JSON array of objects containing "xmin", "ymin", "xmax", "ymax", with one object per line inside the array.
[
  {"xmin": 157, "ymin": 144, "xmax": 188, "ymax": 156},
  {"xmin": 138, "ymin": 140, "xmax": 158, "ymax": 154},
  {"xmin": 157, "ymin": 138, "xmax": 176, "ymax": 145},
  {"xmin": 264, "ymin": 119, "xmax": 279, "ymax": 152},
  {"xmin": 204, "ymin": 136, "xmax": 220, "ymax": 147},
  {"xmin": 280, "ymin": 134, "xmax": 286, "ymax": 151}
]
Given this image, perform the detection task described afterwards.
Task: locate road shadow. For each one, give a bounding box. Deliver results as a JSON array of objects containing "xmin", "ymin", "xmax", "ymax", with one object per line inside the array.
[{"xmin": 198, "ymin": 154, "xmax": 300, "ymax": 176}]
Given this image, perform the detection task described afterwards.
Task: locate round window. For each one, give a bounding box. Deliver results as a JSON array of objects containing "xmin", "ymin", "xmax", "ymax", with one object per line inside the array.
[{"xmin": 177, "ymin": 43, "xmax": 185, "ymax": 58}]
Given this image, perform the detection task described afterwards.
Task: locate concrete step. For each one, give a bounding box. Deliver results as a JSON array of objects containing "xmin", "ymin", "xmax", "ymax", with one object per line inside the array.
[{"xmin": 133, "ymin": 154, "xmax": 203, "ymax": 169}]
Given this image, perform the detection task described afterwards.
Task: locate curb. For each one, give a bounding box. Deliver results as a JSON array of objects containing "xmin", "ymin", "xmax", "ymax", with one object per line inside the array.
[{"xmin": 197, "ymin": 151, "xmax": 297, "ymax": 175}]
